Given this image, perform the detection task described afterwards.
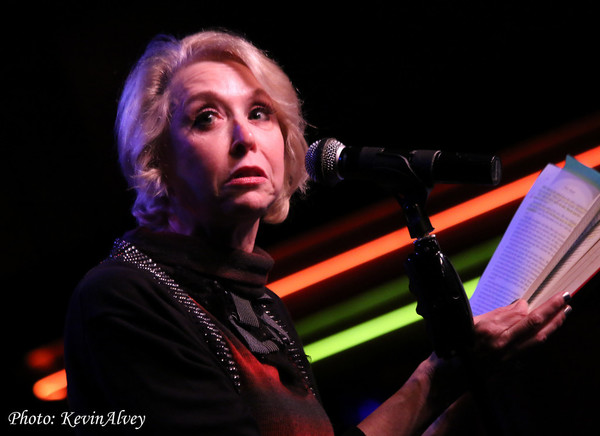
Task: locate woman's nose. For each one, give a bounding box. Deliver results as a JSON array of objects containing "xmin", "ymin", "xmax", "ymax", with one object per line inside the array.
[{"xmin": 230, "ymin": 121, "xmax": 256, "ymax": 156}]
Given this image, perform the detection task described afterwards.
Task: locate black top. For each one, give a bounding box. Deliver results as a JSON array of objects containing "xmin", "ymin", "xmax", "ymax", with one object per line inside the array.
[{"xmin": 64, "ymin": 228, "xmax": 342, "ymax": 435}]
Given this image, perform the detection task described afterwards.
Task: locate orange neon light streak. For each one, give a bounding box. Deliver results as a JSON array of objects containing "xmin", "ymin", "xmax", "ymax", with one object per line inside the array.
[
  {"xmin": 33, "ymin": 369, "xmax": 67, "ymax": 401},
  {"xmin": 269, "ymin": 146, "xmax": 600, "ymax": 298},
  {"xmin": 30, "ymin": 146, "xmax": 600, "ymax": 399}
]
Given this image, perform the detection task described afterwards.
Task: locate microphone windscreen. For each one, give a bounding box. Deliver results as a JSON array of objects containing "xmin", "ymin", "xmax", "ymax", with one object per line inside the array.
[{"xmin": 305, "ymin": 138, "xmax": 345, "ymax": 186}]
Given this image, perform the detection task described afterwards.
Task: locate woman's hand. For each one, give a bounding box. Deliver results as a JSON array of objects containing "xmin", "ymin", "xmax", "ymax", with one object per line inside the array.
[
  {"xmin": 418, "ymin": 292, "xmax": 572, "ymax": 435},
  {"xmin": 471, "ymin": 291, "xmax": 572, "ymax": 367},
  {"xmin": 358, "ymin": 292, "xmax": 572, "ymax": 436}
]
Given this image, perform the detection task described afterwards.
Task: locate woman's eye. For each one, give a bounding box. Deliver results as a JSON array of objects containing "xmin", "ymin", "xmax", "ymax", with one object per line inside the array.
[
  {"xmin": 249, "ymin": 105, "xmax": 274, "ymax": 121},
  {"xmin": 192, "ymin": 110, "xmax": 219, "ymax": 130}
]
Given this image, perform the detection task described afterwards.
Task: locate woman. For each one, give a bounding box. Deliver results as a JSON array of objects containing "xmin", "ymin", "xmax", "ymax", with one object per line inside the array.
[{"xmin": 64, "ymin": 30, "xmax": 571, "ymax": 435}]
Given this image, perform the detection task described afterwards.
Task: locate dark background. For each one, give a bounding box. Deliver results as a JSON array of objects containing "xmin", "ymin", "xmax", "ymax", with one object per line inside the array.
[{"xmin": 5, "ymin": 1, "xmax": 600, "ymax": 434}]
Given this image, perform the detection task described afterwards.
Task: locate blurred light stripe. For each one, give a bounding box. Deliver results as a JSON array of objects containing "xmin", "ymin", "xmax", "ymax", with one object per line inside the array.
[{"xmin": 33, "ymin": 369, "xmax": 67, "ymax": 401}]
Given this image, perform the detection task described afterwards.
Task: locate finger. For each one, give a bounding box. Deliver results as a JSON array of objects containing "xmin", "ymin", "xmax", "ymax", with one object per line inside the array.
[
  {"xmin": 514, "ymin": 303, "xmax": 571, "ymax": 352},
  {"xmin": 533, "ymin": 291, "xmax": 572, "ymax": 314},
  {"xmin": 473, "ymin": 299, "xmax": 529, "ymax": 328},
  {"xmin": 506, "ymin": 291, "xmax": 571, "ymax": 347}
]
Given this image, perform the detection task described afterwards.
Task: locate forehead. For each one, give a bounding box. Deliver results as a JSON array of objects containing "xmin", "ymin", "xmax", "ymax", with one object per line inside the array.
[{"xmin": 170, "ymin": 60, "xmax": 264, "ymax": 103}]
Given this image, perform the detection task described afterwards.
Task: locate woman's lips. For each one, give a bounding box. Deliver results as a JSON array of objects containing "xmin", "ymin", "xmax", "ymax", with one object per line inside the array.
[{"xmin": 225, "ymin": 166, "xmax": 267, "ymax": 186}]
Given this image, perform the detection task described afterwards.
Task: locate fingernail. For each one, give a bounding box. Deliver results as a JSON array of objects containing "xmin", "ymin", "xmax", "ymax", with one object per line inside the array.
[
  {"xmin": 562, "ymin": 292, "xmax": 572, "ymax": 303},
  {"xmin": 564, "ymin": 306, "xmax": 573, "ymax": 316}
]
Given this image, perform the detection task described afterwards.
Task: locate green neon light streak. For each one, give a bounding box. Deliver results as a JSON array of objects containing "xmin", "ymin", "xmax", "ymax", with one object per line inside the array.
[
  {"xmin": 296, "ymin": 276, "xmax": 410, "ymax": 338},
  {"xmin": 304, "ymin": 277, "xmax": 480, "ymax": 363},
  {"xmin": 295, "ymin": 237, "xmax": 499, "ymax": 340}
]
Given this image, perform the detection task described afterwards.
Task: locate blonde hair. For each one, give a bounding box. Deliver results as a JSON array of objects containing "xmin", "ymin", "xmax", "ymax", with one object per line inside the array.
[{"xmin": 116, "ymin": 30, "xmax": 308, "ymax": 229}]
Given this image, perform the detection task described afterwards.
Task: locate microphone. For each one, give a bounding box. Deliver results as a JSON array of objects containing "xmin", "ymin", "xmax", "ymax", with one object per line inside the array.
[{"xmin": 305, "ymin": 138, "xmax": 502, "ymax": 189}]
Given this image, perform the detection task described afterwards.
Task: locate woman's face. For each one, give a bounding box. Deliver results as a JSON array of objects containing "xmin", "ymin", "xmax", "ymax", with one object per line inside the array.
[{"xmin": 167, "ymin": 60, "xmax": 285, "ymax": 231}]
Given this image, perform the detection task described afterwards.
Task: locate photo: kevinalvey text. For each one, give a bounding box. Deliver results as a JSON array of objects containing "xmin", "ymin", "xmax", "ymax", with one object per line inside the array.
[{"xmin": 8, "ymin": 409, "xmax": 146, "ymax": 430}]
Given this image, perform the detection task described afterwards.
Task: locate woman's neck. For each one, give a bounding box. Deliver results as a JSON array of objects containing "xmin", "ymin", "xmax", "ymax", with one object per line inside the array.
[{"xmin": 166, "ymin": 214, "xmax": 260, "ymax": 253}]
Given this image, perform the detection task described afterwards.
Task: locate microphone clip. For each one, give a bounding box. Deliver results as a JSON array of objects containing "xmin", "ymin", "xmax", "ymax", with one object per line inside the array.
[
  {"xmin": 396, "ymin": 176, "xmax": 474, "ymax": 359},
  {"xmin": 404, "ymin": 235, "xmax": 475, "ymax": 358}
]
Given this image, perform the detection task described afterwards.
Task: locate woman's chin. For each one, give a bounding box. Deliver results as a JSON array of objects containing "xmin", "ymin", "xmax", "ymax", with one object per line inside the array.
[{"xmin": 221, "ymin": 195, "xmax": 275, "ymax": 222}]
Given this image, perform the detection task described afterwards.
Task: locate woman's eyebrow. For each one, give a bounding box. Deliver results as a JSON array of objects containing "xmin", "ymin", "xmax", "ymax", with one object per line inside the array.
[
  {"xmin": 248, "ymin": 88, "xmax": 272, "ymax": 102},
  {"xmin": 183, "ymin": 88, "xmax": 272, "ymax": 109},
  {"xmin": 181, "ymin": 90, "xmax": 220, "ymax": 109}
]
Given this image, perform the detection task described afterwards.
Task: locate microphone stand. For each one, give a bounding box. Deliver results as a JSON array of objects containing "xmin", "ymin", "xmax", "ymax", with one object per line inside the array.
[
  {"xmin": 399, "ymin": 194, "xmax": 475, "ymax": 359},
  {"xmin": 396, "ymin": 186, "xmax": 503, "ymax": 436}
]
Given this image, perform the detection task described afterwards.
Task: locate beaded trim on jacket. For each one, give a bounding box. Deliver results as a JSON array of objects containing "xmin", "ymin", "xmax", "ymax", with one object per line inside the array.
[
  {"xmin": 107, "ymin": 238, "xmax": 317, "ymax": 397},
  {"xmin": 109, "ymin": 238, "xmax": 242, "ymax": 390}
]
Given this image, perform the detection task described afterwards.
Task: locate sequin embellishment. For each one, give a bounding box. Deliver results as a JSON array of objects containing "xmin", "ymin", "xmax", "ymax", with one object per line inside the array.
[{"xmin": 109, "ymin": 239, "xmax": 241, "ymax": 390}]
